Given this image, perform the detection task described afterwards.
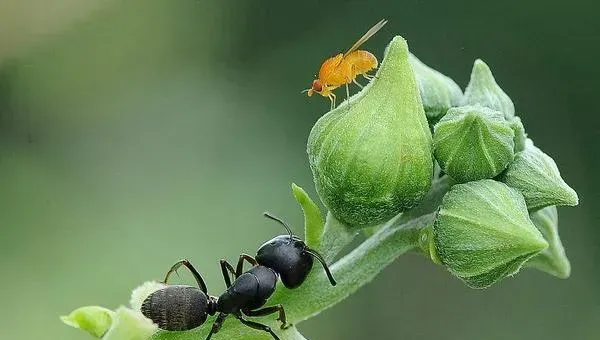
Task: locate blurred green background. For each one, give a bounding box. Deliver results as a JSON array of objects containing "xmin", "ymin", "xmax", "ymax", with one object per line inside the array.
[{"xmin": 0, "ymin": 1, "xmax": 597, "ymax": 339}]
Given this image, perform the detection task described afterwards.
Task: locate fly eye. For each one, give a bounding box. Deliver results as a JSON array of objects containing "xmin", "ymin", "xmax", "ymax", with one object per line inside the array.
[{"xmin": 312, "ymin": 80, "xmax": 323, "ymax": 92}]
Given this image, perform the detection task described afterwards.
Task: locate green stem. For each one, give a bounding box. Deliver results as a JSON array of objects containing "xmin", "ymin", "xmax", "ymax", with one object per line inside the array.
[
  {"xmin": 270, "ymin": 212, "xmax": 435, "ymax": 322},
  {"xmin": 152, "ymin": 213, "xmax": 436, "ymax": 340}
]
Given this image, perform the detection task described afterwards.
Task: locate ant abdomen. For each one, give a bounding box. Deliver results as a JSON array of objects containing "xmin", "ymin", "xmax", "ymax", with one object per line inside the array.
[{"xmin": 141, "ymin": 285, "xmax": 211, "ymax": 331}]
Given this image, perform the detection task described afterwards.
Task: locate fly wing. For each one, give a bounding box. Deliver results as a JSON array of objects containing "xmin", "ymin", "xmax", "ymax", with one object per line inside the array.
[{"xmin": 344, "ymin": 19, "xmax": 388, "ymax": 57}]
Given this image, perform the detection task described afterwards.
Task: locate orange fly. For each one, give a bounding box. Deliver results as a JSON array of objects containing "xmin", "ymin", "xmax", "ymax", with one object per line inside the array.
[{"xmin": 303, "ymin": 19, "xmax": 387, "ymax": 109}]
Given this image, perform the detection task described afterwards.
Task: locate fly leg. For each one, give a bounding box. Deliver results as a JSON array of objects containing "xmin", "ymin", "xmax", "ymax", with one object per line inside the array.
[
  {"xmin": 345, "ymin": 83, "xmax": 351, "ymax": 108},
  {"xmin": 328, "ymin": 92, "xmax": 337, "ymax": 110},
  {"xmin": 363, "ymin": 73, "xmax": 378, "ymax": 81},
  {"xmin": 353, "ymin": 78, "xmax": 364, "ymax": 89},
  {"xmin": 344, "ymin": 66, "xmax": 357, "ymax": 109}
]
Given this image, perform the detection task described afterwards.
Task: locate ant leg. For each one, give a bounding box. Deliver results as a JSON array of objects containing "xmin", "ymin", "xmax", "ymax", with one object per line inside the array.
[
  {"xmin": 206, "ymin": 313, "xmax": 228, "ymax": 340},
  {"xmin": 219, "ymin": 259, "xmax": 236, "ymax": 288},
  {"xmin": 235, "ymin": 254, "xmax": 258, "ymax": 276},
  {"xmin": 353, "ymin": 78, "xmax": 364, "ymax": 89},
  {"xmin": 243, "ymin": 304, "xmax": 289, "ymax": 329},
  {"xmin": 163, "ymin": 259, "xmax": 208, "ymax": 294},
  {"xmin": 235, "ymin": 315, "xmax": 280, "ymax": 340}
]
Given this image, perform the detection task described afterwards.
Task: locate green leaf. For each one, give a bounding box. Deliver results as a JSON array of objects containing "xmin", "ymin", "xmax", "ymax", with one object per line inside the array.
[
  {"xmin": 292, "ymin": 183, "xmax": 355, "ymax": 261},
  {"xmin": 154, "ymin": 324, "xmax": 306, "ymax": 340},
  {"xmin": 61, "ymin": 306, "xmax": 114, "ymax": 338},
  {"xmin": 291, "ymin": 183, "xmax": 325, "ymax": 249},
  {"xmin": 152, "ymin": 213, "xmax": 434, "ymax": 340}
]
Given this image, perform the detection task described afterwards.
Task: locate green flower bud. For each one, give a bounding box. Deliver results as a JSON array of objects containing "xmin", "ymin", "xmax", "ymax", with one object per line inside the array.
[
  {"xmin": 509, "ymin": 116, "xmax": 527, "ymax": 152},
  {"xmin": 433, "ymin": 179, "xmax": 548, "ymax": 288},
  {"xmin": 130, "ymin": 280, "xmax": 167, "ymax": 312},
  {"xmin": 61, "ymin": 306, "xmax": 114, "ymax": 338},
  {"xmin": 525, "ymin": 206, "xmax": 570, "ymax": 278},
  {"xmin": 103, "ymin": 307, "xmax": 158, "ymax": 340},
  {"xmin": 501, "ymin": 139, "xmax": 578, "ymax": 211},
  {"xmin": 409, "ymin": 53, "xmax": 463, "ymax": 124},
  {"xmin": 62, "ymin": 305, "xmax": 158, "ymax": 340},
  {"xmin": 433, "ymin": 105, "xmax": 514, "ymax": 183},
  {"xmin": 307, "ymin": 36, "xmax": 433, "ymax": 228},
  {"xmin": 462, "ymin": 59, "xmax": 515, "ymax": 119}
]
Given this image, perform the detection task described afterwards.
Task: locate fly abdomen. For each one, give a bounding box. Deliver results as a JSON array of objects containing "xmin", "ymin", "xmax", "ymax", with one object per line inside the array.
[{"xmin": 141, "ymin": 285, "xmax": 209, "ymax": 331}]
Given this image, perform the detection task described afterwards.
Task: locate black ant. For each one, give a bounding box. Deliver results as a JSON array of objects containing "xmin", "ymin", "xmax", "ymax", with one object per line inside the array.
[{"xmin": 141, "ymin": 212, "xmax": 336, "ymax": 340}]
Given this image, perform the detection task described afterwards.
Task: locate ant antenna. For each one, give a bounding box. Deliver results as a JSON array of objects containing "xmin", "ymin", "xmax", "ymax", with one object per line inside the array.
[
  {"xmin": 263, "ymin": 212, "xmax": 293, "ymax": 238},
  {"xmin": 305, "ymin": 248, "xmax": 337, "ymax": 286}
]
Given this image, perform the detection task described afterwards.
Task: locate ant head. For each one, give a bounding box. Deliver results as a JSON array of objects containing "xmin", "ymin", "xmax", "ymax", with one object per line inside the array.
[{"xmin": 256, "ymin": 212, "xmax": 336, "ymax": 289}]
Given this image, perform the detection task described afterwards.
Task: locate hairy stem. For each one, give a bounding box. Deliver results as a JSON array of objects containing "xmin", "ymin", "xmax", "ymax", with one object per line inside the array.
[
  {"xmin": 152, "ymin": 213, "xmax": 436, "ymax": 340},
  {"xmin": 270, "ymin": 212, "xmax": 436, "ymax": 322}
]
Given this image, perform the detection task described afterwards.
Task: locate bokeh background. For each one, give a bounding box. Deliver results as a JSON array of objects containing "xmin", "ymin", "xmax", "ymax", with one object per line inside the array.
[{"xmin": 0, "ymin": 1, "xmax": 598, "ymax": 339}]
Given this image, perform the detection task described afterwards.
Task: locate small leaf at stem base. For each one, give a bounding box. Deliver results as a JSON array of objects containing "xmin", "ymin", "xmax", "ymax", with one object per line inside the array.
[{"xmin": 292, "ymin": 183, "xmax": 325, "ymax": 249}]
